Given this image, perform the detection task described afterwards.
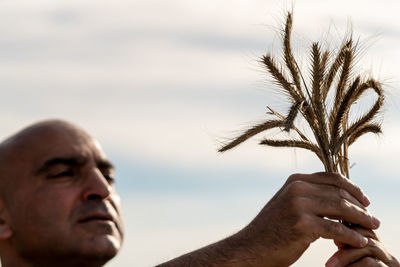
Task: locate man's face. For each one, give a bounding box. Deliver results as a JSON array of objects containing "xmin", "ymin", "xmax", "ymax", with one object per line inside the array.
[{"xmin": 3, "ymin": 124, "xmax": 124, "ymax": 265}]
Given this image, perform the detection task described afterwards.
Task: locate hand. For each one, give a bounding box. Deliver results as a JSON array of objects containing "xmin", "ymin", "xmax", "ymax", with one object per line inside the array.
[
  {"xmin": 326, "ymin": 227, "xmax": 400, "ymax": 267},
  {"xmin": 158, "ymin": 172, "xmax": 381, "ymax": 267},
  {"xmin": 241, "ymin": 172, "xmax": 380, "ymax": 267}
]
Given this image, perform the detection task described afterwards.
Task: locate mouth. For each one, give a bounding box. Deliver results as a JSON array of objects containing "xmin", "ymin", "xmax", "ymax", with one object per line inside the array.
[{"xmin": 78, "ymin": 214, "xmax": 114, "ymax": 224}]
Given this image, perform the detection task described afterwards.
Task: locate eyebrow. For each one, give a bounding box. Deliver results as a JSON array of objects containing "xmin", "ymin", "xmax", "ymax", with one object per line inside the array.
[
  {"xmin": 35, "ymin": 156, "xmax": 115, "ymax": 175},
  {"xmin": 97, "ymin": 159, "xmax": 115, "ymax": 170}
]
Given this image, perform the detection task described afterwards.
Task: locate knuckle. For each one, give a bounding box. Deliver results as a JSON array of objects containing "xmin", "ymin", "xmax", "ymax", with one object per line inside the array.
[
  {"xmin": 312, "ymin": 171, "xmax": 326, "ymax": 176},
  {"xmin": 325, "ymin": 221, "xmax": 343, "ymax": 235},
  {"xmin": 332, "ymin": 222, "xmax": 344, "ymax": 236},
  {"xmin": 294, "ymin": 214, "xmax": 313, "ymax": 230},
  {"xmin": 370, "ymin": 231, "xmax": 379, "ymax": 241},
  {"xmin": 339, "ymin": 198, "xmax": 351, "ymax": 210},
  {"xmin": 344, "ymin": 179, "xmax": 363, "ymax": 196},
  {"xmin": 368, "ymin": 240, "xmax": 385, "ymax": 256},
  {"xmin": 286, "ymin": 180, "xmax": 308, "ymax": 197},
  {"xmin": 332, "ymin": 173, "xmax": 345, "ymax": 186},
  {"xmin": 339, "ymin": 188, "xmax": 350, "ymax": 199},
  {"xmin": 331, "ymin": 172, "xmax": 343, "ymax": 179},
  {"xmin": 368, "ymin": 238, "xmax": 378, "ymax": 246},
  {"xmin": 352, "ymin": 185, "xmax": 363, "ymax": 197},
  {"xmin": 287, "ymin": 173, "xmax": 302, "ymax": 183}
]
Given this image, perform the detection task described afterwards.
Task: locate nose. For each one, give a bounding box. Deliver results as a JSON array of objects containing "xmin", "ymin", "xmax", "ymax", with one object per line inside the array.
[{"xmin": 83, "ymin": 168, "xmax": 112, "ymax": 201}]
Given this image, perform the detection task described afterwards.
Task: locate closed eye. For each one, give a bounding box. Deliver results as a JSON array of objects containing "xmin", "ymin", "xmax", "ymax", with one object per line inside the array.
[
  {"xmin": 103, "ymin": 174, "xmax": 115, "ymax": 184},
  {"xmin": 49, "ymin": 170, "xmax": 74, "ymax": 178}
]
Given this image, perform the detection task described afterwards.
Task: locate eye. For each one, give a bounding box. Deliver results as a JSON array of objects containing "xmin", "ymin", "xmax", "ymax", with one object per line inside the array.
[
  {"xmin": 100, "ymin": 169, "xmax": 115, "ymax": 184},
  {"xmin": 103, "ymin": 174, "xmax": 115, "ymax": 184},
  {"xmin": 49, "ymin": 170, "xmax": 74, "ymax": 178}
]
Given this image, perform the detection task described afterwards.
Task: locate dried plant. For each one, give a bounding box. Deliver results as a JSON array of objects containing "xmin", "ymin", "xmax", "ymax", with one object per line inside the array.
[{"xmin": 219, "ymin": 12, "xmax": 384, "ymax": 178}]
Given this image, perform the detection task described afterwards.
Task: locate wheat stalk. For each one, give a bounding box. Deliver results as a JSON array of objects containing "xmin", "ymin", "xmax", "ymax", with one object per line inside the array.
[{"xmin": 218, "ymin": 12, "xmax": 384, "ymax": 178}]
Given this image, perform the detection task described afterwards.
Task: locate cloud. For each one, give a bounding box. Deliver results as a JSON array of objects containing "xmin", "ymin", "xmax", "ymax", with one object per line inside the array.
[{"xmin": 0, "ymin": 1, "xmax": 399, "ymax": 265}]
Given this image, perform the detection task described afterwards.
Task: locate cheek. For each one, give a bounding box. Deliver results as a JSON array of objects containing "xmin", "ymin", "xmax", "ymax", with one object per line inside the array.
[
  {"xmin": 111, "ymin": 192, "xmax": 121, "ymax": 207},
  {"xmin": 109, "ymin": 192, "xmax": 124, "ymax": 234},
  {"xmin": 110, "ymin": 192, "xmax": 123, "ymax": 216},
  {"xmin": 11, "ymin": 189, "xmax": 77, "ymax": 231}
]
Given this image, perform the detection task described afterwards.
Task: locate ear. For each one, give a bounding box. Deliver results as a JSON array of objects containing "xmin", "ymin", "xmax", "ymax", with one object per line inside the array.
[{"xmin": 0, "ymin": 199, "xmax": 12, "ymax": 240}]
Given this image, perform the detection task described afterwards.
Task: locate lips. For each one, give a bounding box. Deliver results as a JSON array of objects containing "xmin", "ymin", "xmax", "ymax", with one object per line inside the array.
[{"xmin": 78, "ymin": 213, "xmax": 114, "ymax": 223}]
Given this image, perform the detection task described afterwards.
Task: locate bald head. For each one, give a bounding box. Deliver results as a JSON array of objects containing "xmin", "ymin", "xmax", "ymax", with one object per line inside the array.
[
  {"xmin": 0, "ymin": 119, "xmax": 96, "ymax": 202},
  {"xmin": 0, "ymin": 119, "xmax": 106, "ymax": 206},
  {"xmin": 0, "ymin": 119, "xmax": 89, "ymax": 153},
  {"xmin": 0, "ymin": 119, "xmax": 123, "ymax": 267}
]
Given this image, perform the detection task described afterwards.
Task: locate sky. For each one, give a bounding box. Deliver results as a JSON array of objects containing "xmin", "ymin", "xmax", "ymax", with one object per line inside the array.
[{"xmin": 0, "ymin": 0, "xmax": 399, "ymax": 266}]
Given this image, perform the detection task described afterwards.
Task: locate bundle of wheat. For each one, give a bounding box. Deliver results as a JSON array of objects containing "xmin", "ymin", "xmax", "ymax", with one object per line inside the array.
[{"xmin": 219, "ymin": 12, "xmax": 384, "ymax": 179}]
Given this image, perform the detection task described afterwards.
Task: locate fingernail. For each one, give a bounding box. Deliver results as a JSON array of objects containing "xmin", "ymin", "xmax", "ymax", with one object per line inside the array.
[
  {"xmin": 363, "ymin": 194, "xmax": 370, "ymax": 206},
  {"xmin": 360, "ymin": 236, "xmax": 368, "ymax": 247},
  {"xmin": 326, "ymin": 256, "xmax": 340, "ymax": 267},
  {"xmin": 372, "ymin": 216, "xmax": 381, "ymax": 228}
]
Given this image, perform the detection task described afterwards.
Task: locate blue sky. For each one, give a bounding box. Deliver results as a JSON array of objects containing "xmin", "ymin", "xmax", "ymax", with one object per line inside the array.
[{"xmin": 0, "ymin": 0, "xmax": 399, "ymax": 266}]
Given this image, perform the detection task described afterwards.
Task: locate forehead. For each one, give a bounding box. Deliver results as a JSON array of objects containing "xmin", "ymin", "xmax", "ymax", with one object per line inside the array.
[
  {"xmin": 12, "ymin": 125, "xmax": 109, "ymax": 170},
  {"xmin": 37, "ymin": 131, "xmax": 106, "ymax": 165}
]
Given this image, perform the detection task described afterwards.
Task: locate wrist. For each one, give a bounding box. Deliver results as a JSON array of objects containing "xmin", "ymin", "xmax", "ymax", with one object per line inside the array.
[{"xmin": 215, "ymin": 226, "xmax": 281, "ymax": 267}]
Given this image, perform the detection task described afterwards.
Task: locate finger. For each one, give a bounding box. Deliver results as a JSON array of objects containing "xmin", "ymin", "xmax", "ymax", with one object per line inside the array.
[
  {"xmin": 313, "ymin": 172, "xmax": 370, "ymax": 207},
  {"xmin": 335, "ymin": 227, "xmax": 379, "ymax": 248},
  {"xmin": 313, "ymin": 217, "xmax": 368, "ymax": 248},
  {"xmin": 304, "ymin": 183, "xmax": 366, "ymax": 211},
  {"xmin": 326, "ymin": 239, "xmax": 395, "ymax": 267},
  {"xmin": 392, "ymin": 256, "xmax": 400, "ymax": 267},
  {"xmin": 287, "ymin": 172, "xmax": 370, "ymax": 207},
  {"xmin": 304, "ymin": 195, "xmax": 379, "ymax": 230},
  {"xmin": 328, "ymin": 256, "xmax": 387, "ymax": 267},
  {"xmin": 348, "ymin": 227, "xmax": 379, "ymax": 240},
  {"xmin": 347, "ymin": 257, "xmax": 387, "ymax": 267},
  {"xmin": 338, "ymin": 188, "xmax": 365, "ymax": 211}
]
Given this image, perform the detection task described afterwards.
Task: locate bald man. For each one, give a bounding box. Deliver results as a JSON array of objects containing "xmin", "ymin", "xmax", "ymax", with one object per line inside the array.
[
  {"xmin": 0, "ymin": 120, "xmax": 123, "ymax": 266},
  {"xmin": 0, "ymin": 120, "xmax": 397, "ymax": 267}
]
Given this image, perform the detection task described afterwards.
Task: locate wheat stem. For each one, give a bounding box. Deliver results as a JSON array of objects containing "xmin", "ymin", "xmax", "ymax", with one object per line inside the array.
[{"xmin": 219, "ymin": 120, "xmax": 285, "ymax": 152}]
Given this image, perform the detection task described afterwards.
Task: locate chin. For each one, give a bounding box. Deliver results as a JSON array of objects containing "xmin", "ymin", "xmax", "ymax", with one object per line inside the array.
[{"xmin": 81, "ymin": 235, "xmax": 122, "ymax": 261}]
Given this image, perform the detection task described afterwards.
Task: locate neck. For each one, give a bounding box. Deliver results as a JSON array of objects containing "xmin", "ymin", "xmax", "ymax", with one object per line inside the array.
[{"xmin": 1, "ymin": 256, "xmax": 34, "ymax": 267}]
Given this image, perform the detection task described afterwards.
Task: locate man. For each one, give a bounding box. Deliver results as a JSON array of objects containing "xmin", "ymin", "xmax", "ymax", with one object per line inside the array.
[
  {"xmin": 0, "ymin": 120, "xmax": 397, "ymax": 266},
  {"xmin": 0, "ymin": 120, "xmax": 123, "ymax": 266}
]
